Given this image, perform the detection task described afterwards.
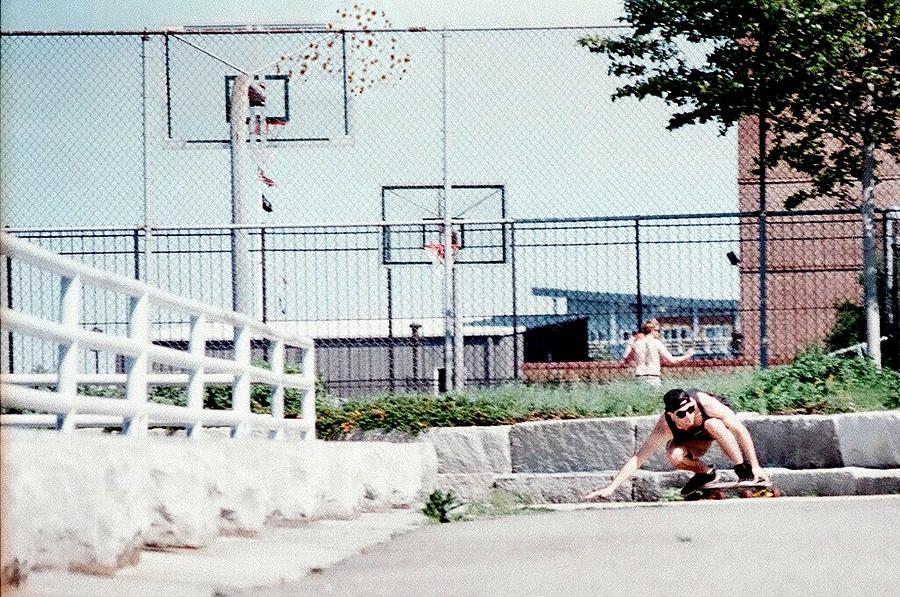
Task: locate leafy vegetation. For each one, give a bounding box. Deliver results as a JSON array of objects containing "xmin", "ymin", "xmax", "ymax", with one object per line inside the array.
[
  {"xmin": 316, "ymin": 352, "xmax": 899, "ymax": 438},
  {"xmin": 732, "ymin": 349, "xmax": 900, "ymax": 414},
  {"xmin": 422, "ymin": 490, "xmax": 464, "ymax": 523}
]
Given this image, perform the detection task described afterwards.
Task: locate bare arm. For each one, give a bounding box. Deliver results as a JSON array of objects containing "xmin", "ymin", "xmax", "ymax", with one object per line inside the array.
[
  {"xmin": 656, "ymin": 339, "xmax": 693, "ymax": 365},
  {"xmin": 585, "ymin": 416, "xmax": 672, "ymax": 500}
]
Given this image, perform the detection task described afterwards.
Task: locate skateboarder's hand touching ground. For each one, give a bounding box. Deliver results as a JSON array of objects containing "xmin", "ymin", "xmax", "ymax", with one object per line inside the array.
[{"xmin": 585, "ymin": 486, "xmax": 616, "ymax": 500}]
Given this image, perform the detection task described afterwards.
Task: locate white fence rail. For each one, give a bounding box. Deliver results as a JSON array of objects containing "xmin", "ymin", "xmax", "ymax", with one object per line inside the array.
[{"xmin": 0, "ymin": 231, "xmax": 316, "ymax": 438}]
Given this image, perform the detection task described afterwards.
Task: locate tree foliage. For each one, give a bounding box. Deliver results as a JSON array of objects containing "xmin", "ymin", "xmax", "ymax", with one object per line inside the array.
[{"xmin": 579, "ymin": 0, "xmax": 900, "ymax": 208}]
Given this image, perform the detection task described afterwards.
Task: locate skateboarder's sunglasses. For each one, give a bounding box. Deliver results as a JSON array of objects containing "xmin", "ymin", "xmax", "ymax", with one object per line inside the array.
[{"xmin": 673, "ymin": 405, "xmax": 696, "ymax": 419}]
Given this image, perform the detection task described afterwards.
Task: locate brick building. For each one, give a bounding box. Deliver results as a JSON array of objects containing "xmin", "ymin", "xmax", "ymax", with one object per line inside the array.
[{"xmin": 737, "ymin": 117, "xmax": 900, "ymax": 362}]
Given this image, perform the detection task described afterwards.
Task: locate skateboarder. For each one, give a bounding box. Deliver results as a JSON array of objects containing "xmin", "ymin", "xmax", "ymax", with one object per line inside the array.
[{"xmin": 585, "ymin": 388, "xmax": 769, "ymax": 500}]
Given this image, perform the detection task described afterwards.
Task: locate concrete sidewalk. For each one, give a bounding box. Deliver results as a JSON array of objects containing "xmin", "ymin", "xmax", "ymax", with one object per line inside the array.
[{"xmin": 10, "ymin": 510, "xmax": 428, "ymax": 597}]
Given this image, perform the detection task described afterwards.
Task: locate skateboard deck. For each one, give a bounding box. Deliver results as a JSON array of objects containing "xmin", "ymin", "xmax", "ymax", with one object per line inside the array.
[{"xmin": 684, "ymin": 480, "xmax": 781, "ymax": 501}]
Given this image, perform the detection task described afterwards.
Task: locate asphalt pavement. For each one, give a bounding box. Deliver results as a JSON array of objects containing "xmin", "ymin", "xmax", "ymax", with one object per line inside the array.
[{"xmin": 267, "ymin": 495, "xmax": 900, "ymax": 597}]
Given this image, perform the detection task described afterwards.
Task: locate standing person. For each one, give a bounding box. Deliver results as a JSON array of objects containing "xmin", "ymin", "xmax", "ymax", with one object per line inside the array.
[
  {"xmin": 584, "ymin": 388, "xmax": 769, "ymax": 500},
  {"xmin": 624, "ymin": 319, "xmax": 694, "ymax": 386}
]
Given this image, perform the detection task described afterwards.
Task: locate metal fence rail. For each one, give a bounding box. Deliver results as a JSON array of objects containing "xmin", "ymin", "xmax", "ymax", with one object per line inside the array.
[
  {"xmin": 0, "ymin": 231, "xmax": 316, "ymax": 437},
  {"xmin": 5, "ymin": 208, "xmax": 896, "ymax": 397}
]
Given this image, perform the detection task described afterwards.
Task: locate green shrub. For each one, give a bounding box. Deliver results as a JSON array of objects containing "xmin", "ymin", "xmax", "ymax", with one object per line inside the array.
[
  {"xmin": 733, "ymin": 350, "xmax": 900, "ymax": 415},
  {"xmin": 422, "ymin": 490, "xmax": 463, "ymax": 523}
]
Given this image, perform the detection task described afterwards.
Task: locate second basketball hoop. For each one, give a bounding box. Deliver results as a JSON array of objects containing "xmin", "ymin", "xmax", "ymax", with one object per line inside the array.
[{"xmin": 423, "ymin": 241, "xmax": 461, "ymax": 266}]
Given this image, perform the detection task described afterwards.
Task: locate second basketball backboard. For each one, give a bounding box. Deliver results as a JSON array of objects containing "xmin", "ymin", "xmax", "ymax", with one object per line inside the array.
[{"xmin": 381, "ymin": 185, "xmax": 508, "ymax": 265}]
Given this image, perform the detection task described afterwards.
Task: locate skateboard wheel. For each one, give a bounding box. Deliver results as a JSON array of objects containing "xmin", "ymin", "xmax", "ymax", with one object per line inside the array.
[
  {"xmin": 771, "ymin": 487, "xmax": 782, "ymax": 498},
  {"xmin": 738, "ymin": 489, "xmax": 754, "ymax": 498},
  {"xmin": 711, "ymin": 489, "xmax": 726, "ymax": 500}
]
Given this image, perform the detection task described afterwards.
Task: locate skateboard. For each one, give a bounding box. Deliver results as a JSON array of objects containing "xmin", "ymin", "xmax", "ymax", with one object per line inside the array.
[{"xmin": 684, "ymin": 481, "xmax": 781, "ymax": 501}]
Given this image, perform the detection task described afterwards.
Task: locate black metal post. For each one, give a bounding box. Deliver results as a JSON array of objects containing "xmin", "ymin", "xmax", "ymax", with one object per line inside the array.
[
  {"xmin": 510, "ymin": 222, "xmax": 519, "ymax": 380},
  {"xmin": 387, "ymin": 267, "xmax": 395, "ymax": 392},
  {"xmin": 881, "ymin": 211, "xmax": 888, "ymax": 329},
  {"xmin": 260, "ymin": 227, "xmax": 267, "ymax": 323},
  {"xmin": 133, "ymin": 227, "xmax": 141, "ymax": 280},
  {"xmin": 410, "ymin": 322, "xmax": 421, "ymax": 390},
  {"xmin": 635, "ymin": 219, "xmax": 643, "ymax": 328},
  {"xmin": 758, "ymin": 113, "xmax": 769, "ymax": 368},
  {"xmin": 5, "ymin": 255, "xmax": 13, "ymax": 373}
]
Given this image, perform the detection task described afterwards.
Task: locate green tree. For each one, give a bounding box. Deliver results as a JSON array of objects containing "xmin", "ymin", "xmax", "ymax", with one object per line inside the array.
[{"xmin": 579, "ymin": 0, "xmax": 900, "ymax": 367}]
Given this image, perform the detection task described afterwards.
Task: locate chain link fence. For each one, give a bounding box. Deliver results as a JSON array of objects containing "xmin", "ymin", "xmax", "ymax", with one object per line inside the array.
[{"xmin": 2, "ymin": 27, "xmax": 898, "ymax": 397}]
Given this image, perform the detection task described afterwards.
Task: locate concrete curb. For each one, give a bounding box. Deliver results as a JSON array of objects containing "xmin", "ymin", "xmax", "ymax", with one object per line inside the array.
[{"xmin": 489, "ymin": 467, "xmax": 900, "ymax": 503}]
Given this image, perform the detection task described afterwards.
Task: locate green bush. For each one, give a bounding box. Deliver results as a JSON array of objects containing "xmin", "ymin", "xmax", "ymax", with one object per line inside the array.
[{"xmin": 733, "ymin": 350, "xmax": 900, "ymax": 415}]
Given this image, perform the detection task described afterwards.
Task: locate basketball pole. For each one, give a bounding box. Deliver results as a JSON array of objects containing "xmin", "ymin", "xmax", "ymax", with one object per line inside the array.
[
  {"xmin": 441, "ymin": 29, "xmax": 465, "ymax": 392},
  {"xmin": 229, "ymin": 73, "xmax": 256, "ymax": 317}
]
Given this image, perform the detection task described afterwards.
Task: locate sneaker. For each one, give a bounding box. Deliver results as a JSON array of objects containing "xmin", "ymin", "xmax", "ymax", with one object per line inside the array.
[
  {"xmin": 680, "ymin": 466, "xmax": 718, "ymax": 495},
  {"xmin": 733, "ymin": 462, "xmax": 754, "ymax": 483}
]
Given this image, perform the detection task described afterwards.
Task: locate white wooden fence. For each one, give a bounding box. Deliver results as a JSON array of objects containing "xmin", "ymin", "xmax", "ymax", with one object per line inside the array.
[{"xmin": 0, "ymin": 231, "xmax": 316, "ymax": 439}]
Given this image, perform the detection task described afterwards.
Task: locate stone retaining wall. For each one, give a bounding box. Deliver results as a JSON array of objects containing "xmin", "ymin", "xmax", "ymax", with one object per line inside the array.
[
  {"xmin": 422, "ymin": 411, "xmax": 900, "ymax": 500},
  {"xmin": 0, "ymin": 430, "xmax": 437, "ymax": 586}
]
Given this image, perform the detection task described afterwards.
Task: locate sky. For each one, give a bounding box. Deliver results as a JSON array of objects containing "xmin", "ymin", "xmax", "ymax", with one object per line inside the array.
[
  {"xmin": 2, "ymin": 0, "xmax": 744, "ymax": 375},
  {"xmin": 1, "ymin": 1, "xmax": 625, "ymax": 31}
]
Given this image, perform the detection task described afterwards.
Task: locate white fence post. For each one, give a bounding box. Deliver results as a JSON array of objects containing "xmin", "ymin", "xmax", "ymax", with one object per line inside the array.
[
  {"xmin": 186, "ymin": 314, "xmax": 207, "ymax": 437},
  {"xmin": 301, "ymin": 343, "xmax": 316, "ymax": 439},
  {"xmin": 123, "ymin": 292, "xmax": 149, "ymax": 436},
  {"xmin": 269, "ymin": 338, "xmax": 285, "ymax": 440},
  {"xmin": 231, "ymin": 323, "xmax": 252, "ymax": 438},
  {"xmin": 56, "ymin": 275, "xmax": 81, "ymax": 432}
]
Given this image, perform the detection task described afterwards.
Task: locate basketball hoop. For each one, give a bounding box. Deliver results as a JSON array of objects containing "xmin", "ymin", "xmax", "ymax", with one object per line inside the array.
[{"xmin": 423, "ymin": 242, "xmax": 460, "ymax": 266}]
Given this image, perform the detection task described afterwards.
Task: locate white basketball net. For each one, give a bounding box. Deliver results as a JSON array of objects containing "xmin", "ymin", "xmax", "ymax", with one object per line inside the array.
[{"xmin": 423, "ymin": 242, "xmax": 460, "ymax": 266}]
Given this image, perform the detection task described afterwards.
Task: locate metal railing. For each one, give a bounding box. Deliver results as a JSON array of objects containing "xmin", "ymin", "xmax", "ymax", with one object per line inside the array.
[{"xmin": 0, "ymin": 231, "xmax": 316, "ymax": 438}]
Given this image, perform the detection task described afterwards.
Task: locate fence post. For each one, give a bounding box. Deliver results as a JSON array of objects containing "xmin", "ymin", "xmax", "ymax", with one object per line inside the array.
[
  {"xmin": 891, "ymin": 211, "xmax": 900, "ymax": 352},
  {"xmin": 56, "ymin": 275, "xmax": 81, "ymax": 432},
  {"xmin": 186, "ymin": 314, "xmax": 207, "ymax": 437},
  {"xmin": 883, "ymin": 210, "xmax": 893, "ymax": 334},
  {"xmin": 123, "ymin": 292, "xmax": 149, "ymax": 436},
  {"xmin": 301, "ymin": 343, "xmax": 316, "ymax": 440},
  {"xmin": 231, "ymin": 323, "xmax": 252, "ymax": 438},
  {"xmin": 757, "ymin": 125, "xmax": 769, "ymax": 368},
  {"xmin": 269, "ymin": 338, "xmax": 285, "ymax": 440},
  {"xmin": 511, "ymin": 221, "xmax": 519, "ymax": 381},
  {"xmin": 635, "ymin": 219, "xmax": 643, "ymax": 328},
  {"xmin": 1, "ymin": 255, "xmax": 10, "ymax": 375}
]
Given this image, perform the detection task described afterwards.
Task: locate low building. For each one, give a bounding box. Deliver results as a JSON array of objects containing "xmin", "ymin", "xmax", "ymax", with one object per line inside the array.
[{"xmin": 531, "ymin": 287, "xmax": 740, "ymax": 360}]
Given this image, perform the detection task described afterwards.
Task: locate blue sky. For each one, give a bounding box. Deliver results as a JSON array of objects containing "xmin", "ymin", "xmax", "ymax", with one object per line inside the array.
[{"xmin": 1, "ymin": 1, "xmax": 625, "ymax": 31}]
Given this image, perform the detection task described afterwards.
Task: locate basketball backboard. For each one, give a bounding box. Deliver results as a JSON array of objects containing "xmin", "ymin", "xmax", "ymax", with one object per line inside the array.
[
  {"xmin": 163, "ymin": 29, "xmax": 350, "ymax": 146},
  {"xmin": 381, "ymin": 185, "xmax": 507, "ymax": 265}
]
